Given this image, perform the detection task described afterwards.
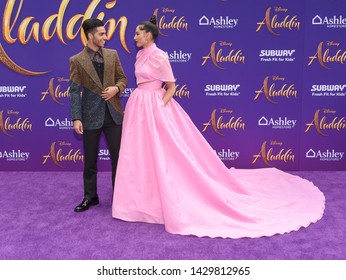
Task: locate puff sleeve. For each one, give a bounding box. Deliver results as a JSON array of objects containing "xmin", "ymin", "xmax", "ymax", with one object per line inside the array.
[{"xmin": 147, "ymin": 49, "xmax": 176, "ymax": 82}]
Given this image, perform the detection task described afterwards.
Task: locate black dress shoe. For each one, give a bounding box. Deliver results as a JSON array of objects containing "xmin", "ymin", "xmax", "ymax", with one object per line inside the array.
[{"xmin": 74, "ymin": 197, "xmax": 99, "ymax": 212}]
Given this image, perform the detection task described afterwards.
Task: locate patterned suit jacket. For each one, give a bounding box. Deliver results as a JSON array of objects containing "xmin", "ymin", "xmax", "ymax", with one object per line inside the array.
[{"xmin": 69, "ymin": 47, "xmax": 127, "ymax": 129}]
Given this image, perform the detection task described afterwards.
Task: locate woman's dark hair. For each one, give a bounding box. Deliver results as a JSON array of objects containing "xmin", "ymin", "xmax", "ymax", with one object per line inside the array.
[
  {"xmin": 139, "ymin": 15, "xmax": 159, "ymax": 40},
  {"xmin": 82, "ymin": 18, "xmax": 104, "ymax": 39}
]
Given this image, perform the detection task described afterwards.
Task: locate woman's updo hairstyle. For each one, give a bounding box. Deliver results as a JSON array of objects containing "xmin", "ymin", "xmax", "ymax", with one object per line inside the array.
[{"xmin": 139, "ymin": 15, "xmax": 159, "ymax": 40}]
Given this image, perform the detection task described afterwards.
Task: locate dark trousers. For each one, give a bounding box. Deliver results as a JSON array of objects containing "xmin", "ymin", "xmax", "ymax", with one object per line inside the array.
[{"xmin": 82, "ymin": 108, "xmax": 122, "ymax": 200}]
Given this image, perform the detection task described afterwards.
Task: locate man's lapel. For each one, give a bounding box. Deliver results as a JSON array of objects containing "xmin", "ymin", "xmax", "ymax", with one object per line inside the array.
[{"xmin": 78, "ymin": 48, "xmax": 103, "ymax": 89}]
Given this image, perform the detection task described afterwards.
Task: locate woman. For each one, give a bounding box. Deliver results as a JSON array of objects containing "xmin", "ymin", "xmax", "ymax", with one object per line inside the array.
[{"xmin": 112, "ymin": 16, "xmax": 325, "ymax": 238}]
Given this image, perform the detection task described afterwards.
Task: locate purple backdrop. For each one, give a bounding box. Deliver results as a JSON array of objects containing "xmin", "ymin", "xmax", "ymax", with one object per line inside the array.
[{"xmin": 0, "ymin": 0, "xmax": 345, "ymax": 171}]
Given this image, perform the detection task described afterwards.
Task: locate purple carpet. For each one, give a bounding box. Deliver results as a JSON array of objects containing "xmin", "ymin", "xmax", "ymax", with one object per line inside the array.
[{"xmin": 0, "ymin": 171, "xmax": 345, "ymax": 260}]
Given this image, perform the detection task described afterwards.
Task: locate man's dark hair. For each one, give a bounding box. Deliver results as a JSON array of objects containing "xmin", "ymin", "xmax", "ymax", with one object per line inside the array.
[{"xmin": 82, "ymin": 18, "xmax": 104, "ymax": 39}]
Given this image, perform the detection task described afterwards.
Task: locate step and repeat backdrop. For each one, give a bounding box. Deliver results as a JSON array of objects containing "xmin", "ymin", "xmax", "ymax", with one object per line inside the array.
[{"xmin": 0, "ymin": 0, "xmax": 345, "ymax": 171}]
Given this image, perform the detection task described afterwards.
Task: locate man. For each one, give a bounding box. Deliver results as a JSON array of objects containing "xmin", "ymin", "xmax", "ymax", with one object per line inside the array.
[{"xmin": 69, "ymin": 18, "xmax": 127, "ymax": 212}]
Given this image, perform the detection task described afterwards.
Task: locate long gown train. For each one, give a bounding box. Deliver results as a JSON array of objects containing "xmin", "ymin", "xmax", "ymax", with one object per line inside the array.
[{"xmin": 112, "ymin": 43, "xmax": 325, "ymax": 238}]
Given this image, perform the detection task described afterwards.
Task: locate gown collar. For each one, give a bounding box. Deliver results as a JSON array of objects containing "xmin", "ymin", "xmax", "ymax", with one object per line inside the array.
[{"xmin": 141, "ymin": 43, "xmax": 157, "ymax": 55}]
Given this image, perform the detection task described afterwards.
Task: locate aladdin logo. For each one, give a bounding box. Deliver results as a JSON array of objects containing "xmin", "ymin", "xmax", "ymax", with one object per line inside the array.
[
  {"xmin": 252, "ymin": 140, "xmax": 295, "ymax": 167},
  {"xmin": 215, "ymin": 149, "xmax": 240, "ymax": 161},
  {"xmin": 305, "ymin": 109, "xmax": 345, "ymax": 136},
  {"xmin": 99, "ymin": 149, "xmax": 110, "ymax": 161},
  {"xmin": 42, "ymin": 141, "xmax": 83, "ymax": 169},
  {"xmin": 201, "ymin": 41, "xmax": 245, "ymax": 69},
  {"xmin": 256, "ymin": 7, "xmax": 301, "ymax": 35},
  {"xmin": 45, "ymin": 117, "xmax": 73, "ymax": 130},
  {"xmin": 199, "ymin": 15, "xmax": 238, "ymax": 28},
  {"xmin": 311, "ymin": 84, "xmax": 346, "ymax": 97},
  {"xmin": 0, "ymin": 110, "xmax": 32, "ymax": 137},
  {"xmin": 312, "ymin": 15, "xmax": 346, "ymax": 28},
  {"xmin": 258, "ymin": 116, "xmax": 297, "ymax": 129},
  {"xmin": 308, "ymin": 41, "xmax": 346, "ymax": 69},
  {"xmin": 166, "ymin": 50, "xmax": 192, "ymax": 63},
  {"xmin": 121, "ymin": 87, "xmax": 135, "ymax": 98},
  {"xmin": 255, "ymin": 76, "xmax": 297, "ymax": 104},
  {"xmin": 153, "ymin": 7, "xmax": 188, "ymax": 36},
  {"xmin": 259, "ymin": 50, "xmax": 295, "ymax": 62},
  {"xmin": 0, "ymin": 149, "xmax": 30, "ymax": 161},
  {"xmin": 1, "ymin": 0, "xmax": 130, "ymax": 76},
  {"xmin": 306, "ymin": 148, "xmax": 344, "ymax": 161},
  {"xmin": 202, "ymin": 108, "xmax": 245, "ymax": 136},
  {"xmin": 174, "ymin": 84, "xmax": 190, "ymax": 99},
  {"xmin": 41, "ymin": 78, "xmax": 70, "ymax": 105},
  {"xmin": 205, "ymin": 84, "xmax": 240, "ymax": 97}
]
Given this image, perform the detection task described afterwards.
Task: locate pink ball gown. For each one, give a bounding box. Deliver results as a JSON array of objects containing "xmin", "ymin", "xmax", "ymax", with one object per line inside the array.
[{"xmin": 112, "ymin": 43, "xmax": 325, "ymax": 238}]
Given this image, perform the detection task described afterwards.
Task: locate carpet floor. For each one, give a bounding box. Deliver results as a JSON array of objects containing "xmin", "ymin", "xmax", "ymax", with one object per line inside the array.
[{"xmin": 0, "ymin": 171, "xmax": 345, "ymax": 260}]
